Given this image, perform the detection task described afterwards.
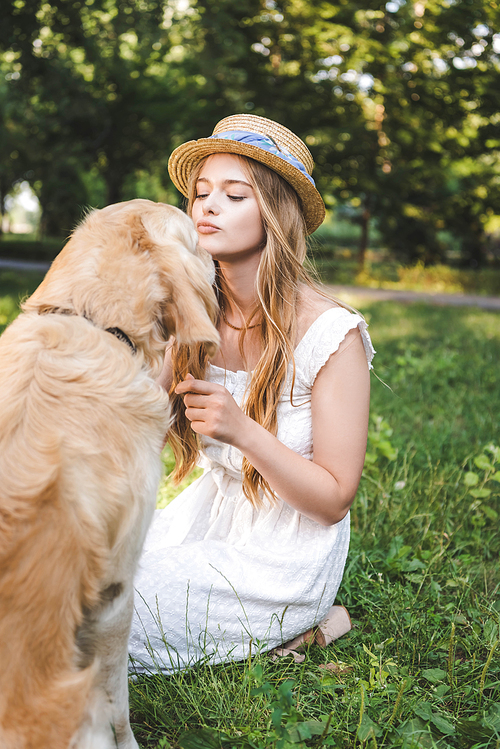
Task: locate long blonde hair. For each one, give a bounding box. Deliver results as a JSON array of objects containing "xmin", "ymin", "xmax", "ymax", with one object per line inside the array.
[{"xmin": 168, "ymin": 155, "xmax": 328, "ymax": 506}]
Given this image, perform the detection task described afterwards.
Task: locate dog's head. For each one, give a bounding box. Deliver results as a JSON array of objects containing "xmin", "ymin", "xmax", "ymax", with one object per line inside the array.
[{"xmin": 23, "ymin": 200, "xmax": 219, "ymax": 373}]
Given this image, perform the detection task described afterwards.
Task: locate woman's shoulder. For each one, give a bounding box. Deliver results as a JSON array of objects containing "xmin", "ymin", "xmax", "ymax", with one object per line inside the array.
[
  {"xmin": 295, "ymin": 286, "xmax": 347, "ymax": 344},
  {"xmin": 295, "ymin": 286, "xmax": 375, "ymax": 377}
]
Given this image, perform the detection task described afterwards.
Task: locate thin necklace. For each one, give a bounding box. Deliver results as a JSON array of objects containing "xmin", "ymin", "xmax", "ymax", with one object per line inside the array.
[{"xmin": 221, "ymin": 308, "xmax": 261, "ymax": 331}]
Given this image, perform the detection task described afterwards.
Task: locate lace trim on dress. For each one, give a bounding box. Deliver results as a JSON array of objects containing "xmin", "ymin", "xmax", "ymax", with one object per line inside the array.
[{"xmin": 293, "ymin": 307, "xmax": 376, "ymax": 386}]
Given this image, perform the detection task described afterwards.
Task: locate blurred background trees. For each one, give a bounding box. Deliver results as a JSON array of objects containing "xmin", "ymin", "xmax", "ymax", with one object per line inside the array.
[{"xmin": 0, "ymin": 0, "xmax": 499, "ymax": 267}]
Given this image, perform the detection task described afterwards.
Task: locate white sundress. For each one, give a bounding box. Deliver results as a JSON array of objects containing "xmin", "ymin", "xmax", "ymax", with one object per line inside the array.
[{"xmin": 129, "ymin": 307, "xmax": 375, "ymax": 673}]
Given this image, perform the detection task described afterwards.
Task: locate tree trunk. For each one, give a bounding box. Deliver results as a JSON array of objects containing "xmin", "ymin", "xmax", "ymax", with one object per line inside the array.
[
  {"xmin": 0, "ymin": 180, "xmax": 6, "ymax": 237},
  {"xmin": 462, "ymin": 234, "xmax": 487, "ymax": 268},
  {"xmin": 105, "ymin": 171, "xmax": 124, "ymax": 206},
  {"xmin": 459, "ymin": 215, "xmax": 487, "ymax": 268},
  {"xmin": 358, "ymin": 200, "xmax": 370, "ymax": 272}
]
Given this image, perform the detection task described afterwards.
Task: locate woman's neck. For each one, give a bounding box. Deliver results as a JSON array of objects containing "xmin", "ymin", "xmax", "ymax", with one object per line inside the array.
[{"xmin": 217, "ymin": 254, "xmax": 261, "ymax": 318}]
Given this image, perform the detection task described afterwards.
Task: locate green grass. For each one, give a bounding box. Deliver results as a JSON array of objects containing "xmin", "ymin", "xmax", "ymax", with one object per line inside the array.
[
  {"xmin": 1, "ymin": 271, "xmax": 499, "ymax": 748},
  {"xmin": 141, "ymin": 300, "xmax": 500, "ymax": 749},
  {"xmin": 158, "ymin": 448, "xmax": 202, "ymax": 509},
  {"xmin": 0, "ymin": 269, "xmax": 46, "ymax": 331},
  {"xmin": 311, "ymin": 254, "xmax": 500, "ymax": 297}
]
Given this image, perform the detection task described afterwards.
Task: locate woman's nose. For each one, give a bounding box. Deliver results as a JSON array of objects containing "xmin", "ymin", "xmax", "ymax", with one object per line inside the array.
[{"xmin": 202, "ymin": 192, "xmax": 220, "ymax": 215}]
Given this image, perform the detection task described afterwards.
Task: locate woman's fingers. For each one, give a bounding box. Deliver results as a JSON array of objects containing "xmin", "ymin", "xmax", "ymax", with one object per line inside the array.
[
  {"xmin": 175, "ymin": 375, "xmax": 218, "ymax": 396},
  {"xmin": 184, "ymin": 407, "xmax": 206, "ymax": 424},
  {"xmin": 182, "ymin": 393, "xmax": 208, "ymax": 409},
  {"xmin": 173, "ymin": 373, "xmax": 247, "ymax": 443}
]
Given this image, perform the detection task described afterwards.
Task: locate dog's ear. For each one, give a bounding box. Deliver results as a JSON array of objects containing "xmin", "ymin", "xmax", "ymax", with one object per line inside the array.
[
  {"xmin": 160, "ymin": 249, "xmax": 220, "ymax": 356},
  {"xmin": 145, "ymin": 210, "xmax": 219, "ymax": 356}
]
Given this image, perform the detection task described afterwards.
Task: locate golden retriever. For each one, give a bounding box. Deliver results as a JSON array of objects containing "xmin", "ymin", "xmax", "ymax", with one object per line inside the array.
[{"xmin": 0, "ymin": 199, "xmax": 219, "ymax": 749}]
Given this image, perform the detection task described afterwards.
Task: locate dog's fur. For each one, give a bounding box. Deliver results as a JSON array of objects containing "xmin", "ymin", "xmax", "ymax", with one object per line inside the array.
[{"xmin": 0, "ymin": 199, "xmax": 219, "ymax": 749}]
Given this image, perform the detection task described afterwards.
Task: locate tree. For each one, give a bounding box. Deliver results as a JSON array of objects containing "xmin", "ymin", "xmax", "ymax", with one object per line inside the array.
[
  {"xmin": 1, "ymin": 0, "xmax": 499, "ymax": 263},
  {"xmin": 220, "ymin": 0, "xmax": 500, "ymax": 265},
  {"xmin": 296, "ymin": 0, "xmax": 500, "ymax": 265},
  {"xmin": 0, "ymin": 0, "xmax": 186, "ymax": 234},
  {"xmin": 0, "ymin": 59, "xmax": 33, "ymax": 235}
]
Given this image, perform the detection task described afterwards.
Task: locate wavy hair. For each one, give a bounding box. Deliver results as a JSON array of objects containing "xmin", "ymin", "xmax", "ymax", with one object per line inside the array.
[{"xmin": 168, "ymin": 155, "xmax": 336, "ymax": 506}]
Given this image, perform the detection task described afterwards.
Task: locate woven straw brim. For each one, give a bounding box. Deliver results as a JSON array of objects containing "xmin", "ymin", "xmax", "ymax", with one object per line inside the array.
[{"xmin": 168, "ymin": 139, "xmax": 325, "ymax": 235}]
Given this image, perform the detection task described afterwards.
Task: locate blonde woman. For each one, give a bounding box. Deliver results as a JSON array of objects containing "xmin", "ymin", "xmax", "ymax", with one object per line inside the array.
[{"xmin": 129, "ymin": 115, "xmax": 375, "ymax": 672}]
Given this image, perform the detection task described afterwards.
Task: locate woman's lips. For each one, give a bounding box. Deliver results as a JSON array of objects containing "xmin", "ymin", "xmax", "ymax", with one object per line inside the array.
[{"xmin": 197, "ymin": 222, "xmax": 220, "ymax": 234}]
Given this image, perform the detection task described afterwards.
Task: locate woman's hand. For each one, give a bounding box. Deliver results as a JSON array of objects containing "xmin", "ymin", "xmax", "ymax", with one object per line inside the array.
[
  {"xmin": 174, "ymin": 374, "xmax": 250, "ymax": 445},
  {"xmin": 175, "ymin": 328, "xmax": 370, "ymax": 526}
]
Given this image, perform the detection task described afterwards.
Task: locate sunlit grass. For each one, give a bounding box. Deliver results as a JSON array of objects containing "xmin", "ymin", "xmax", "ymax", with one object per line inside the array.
[
  {"xmin": 313, "ymin": 254, "xmax": 500, "ymax": 296},
  {"xmin": 157, "ymin": 449, "xmax": 202, "ymax": 509},
  {"xmin": 2, "ymin": 271, "xmax": 499, "ymax": 748},
  {"xmin": 139, "ymin": 299, "xmax": 500, "ymax": 749}
]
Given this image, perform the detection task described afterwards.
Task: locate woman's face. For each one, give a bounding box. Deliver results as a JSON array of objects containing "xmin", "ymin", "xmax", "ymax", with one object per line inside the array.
[{"xmin": 191, "ymin": 153, "xmax": 266, "ymax": 263}]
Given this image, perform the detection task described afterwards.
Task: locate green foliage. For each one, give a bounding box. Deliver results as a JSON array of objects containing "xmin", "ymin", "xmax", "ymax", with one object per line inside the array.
[
  {"xmin": 0, "ymin": 0, "xmax": 184, "ymax": 233},
  {"xmin": 1, "ymin": 0, "xmax": 500, "ymax": 263},
  {"xmin": 463, "ymin": 444, "xmax": 500, "ymax": 502},
  {"xmin": 0, "ymin": 235, "xmax": 63, "ymax": 262}
]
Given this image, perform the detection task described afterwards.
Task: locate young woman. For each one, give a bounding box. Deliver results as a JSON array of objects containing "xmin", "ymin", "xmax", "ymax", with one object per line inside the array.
[{"xmin": 129, "ymin": 114, "xmax": 375, "ymax": 673}]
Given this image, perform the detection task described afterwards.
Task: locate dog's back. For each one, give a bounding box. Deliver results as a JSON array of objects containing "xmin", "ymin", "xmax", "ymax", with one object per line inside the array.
[{"xmin": 0, "ymin": 312, "xmax": 169, "ymax": 749}]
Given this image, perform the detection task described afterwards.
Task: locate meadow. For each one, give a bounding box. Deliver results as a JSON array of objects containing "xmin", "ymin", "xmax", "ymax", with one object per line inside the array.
[{"xmin": 1, "ymin": 269, "xmax": 499, "ymax": 748}]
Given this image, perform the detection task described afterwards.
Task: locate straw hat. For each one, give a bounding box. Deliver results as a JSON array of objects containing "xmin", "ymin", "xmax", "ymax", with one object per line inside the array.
[{"xmin": 168, "ymin": 114, "xmax": 325, "ymax": 235}]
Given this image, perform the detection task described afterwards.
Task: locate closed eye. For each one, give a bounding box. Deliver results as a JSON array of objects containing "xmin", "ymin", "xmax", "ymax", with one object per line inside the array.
[{"xmin": 228, "ymin": 195, "xmax": 245, "ymax": 201}]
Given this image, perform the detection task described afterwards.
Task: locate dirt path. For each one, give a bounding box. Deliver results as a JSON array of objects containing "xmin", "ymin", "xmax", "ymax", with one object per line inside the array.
[
  {"xmin": 326, "ymin": 284, "xmax": 500, "ymax": 311},
  {"xmin": 1, "ymin": 259, "xmax": 499, "ymax": 311},
  {"xmin": 0, "ymin": 258, "xmax": 52, "ymax": 272}
]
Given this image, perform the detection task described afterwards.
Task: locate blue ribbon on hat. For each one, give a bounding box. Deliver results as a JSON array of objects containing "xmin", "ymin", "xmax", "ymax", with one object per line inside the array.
[{"xmin": 208, "ymin": 130, "xmax": 315, "ymax": 187}]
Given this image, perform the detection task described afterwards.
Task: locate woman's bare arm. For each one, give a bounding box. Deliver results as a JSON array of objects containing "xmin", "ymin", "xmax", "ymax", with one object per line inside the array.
[{"xmin": 175, "ymin": 329, "xmax": 370, "ymax": 525}]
